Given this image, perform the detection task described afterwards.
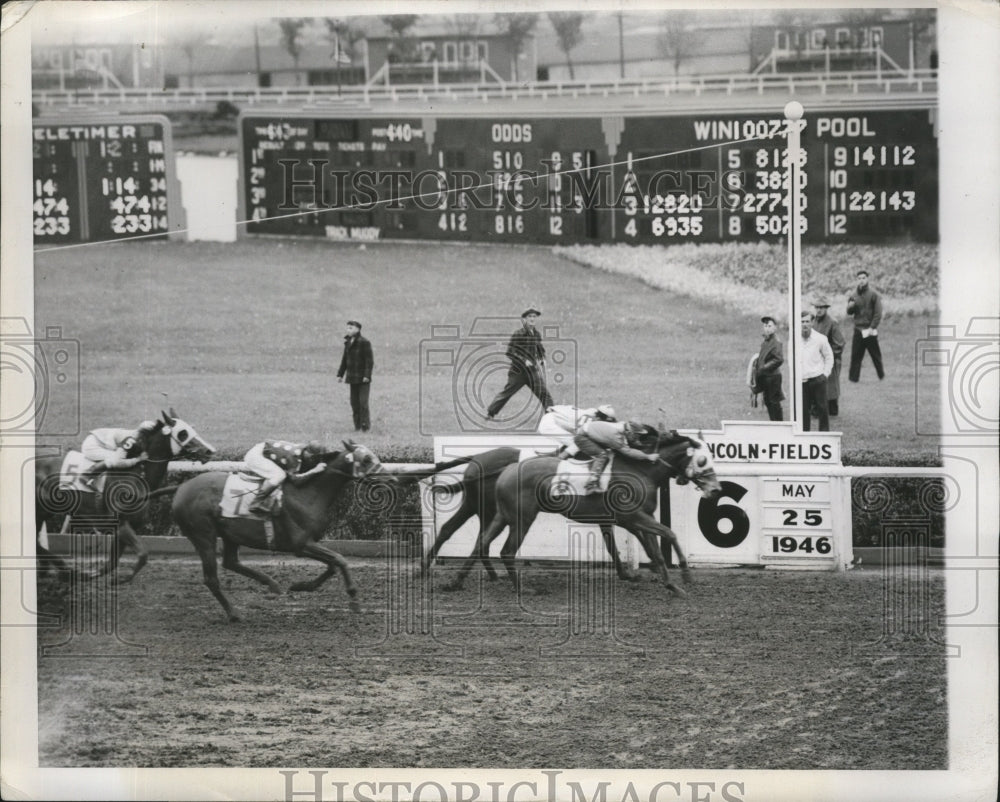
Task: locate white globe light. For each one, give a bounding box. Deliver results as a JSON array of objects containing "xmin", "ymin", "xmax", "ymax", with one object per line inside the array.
[{"xmin": 784, "ymin": 101, "xmax": 804, "ymax": 120}]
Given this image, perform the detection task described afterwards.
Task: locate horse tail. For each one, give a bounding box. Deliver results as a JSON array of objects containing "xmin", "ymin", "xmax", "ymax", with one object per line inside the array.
[
  {"xmin": 430, "ymin": 455, "xmax": 476, "ymax": 473},
  {"xmin": 147, "ymin": 484, "xmax": 182, "ymax": 500},
  {"xmin": 431, "ymin": 479, "xmax": 467, "ymax": 497}
]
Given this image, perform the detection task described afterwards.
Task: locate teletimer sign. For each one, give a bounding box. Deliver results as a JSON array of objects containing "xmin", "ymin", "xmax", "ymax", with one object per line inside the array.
[
  {"xmin": 32, "ymin": 115, "xmax": 182, "ymax": 245},
  {"xmin": 238, "ymin": 104, "xmax": 937, "ymax": 245}
]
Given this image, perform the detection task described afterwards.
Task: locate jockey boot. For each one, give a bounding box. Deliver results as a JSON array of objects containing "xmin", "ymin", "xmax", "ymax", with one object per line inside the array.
[
  {"xmin": 78, "ymin": 461, "xmax": 107, "ymax": 489},
  {"xmin": 248, "ymin": 479, "xmax": 281, "ymax": 515},
  {"xmin": 585, "ymin": 451, "xmax": 610, "ymax": 494}
]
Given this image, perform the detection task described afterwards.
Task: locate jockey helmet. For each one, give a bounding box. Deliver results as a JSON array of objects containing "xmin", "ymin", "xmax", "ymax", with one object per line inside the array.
[
  {"xmin": 135, "ymin": 420, "xmax": 159, "ymax": 438},
  {"xmin": 595, "ymin": 404, "xmax": 617, "ymax": 421},
  {"xmin": 302, "ymin": 441, "xmax": 326, "ymax": 459}
]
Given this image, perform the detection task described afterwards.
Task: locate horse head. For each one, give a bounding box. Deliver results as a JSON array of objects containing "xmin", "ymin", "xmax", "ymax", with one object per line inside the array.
[
  {"xmin": 656, "ymin": 431, "xmax": 721, "ymax": 501},
  {"xmin": 340, "ymin": 440, "xmax": 398, "ymax": 484},
  {"xmin": 158, "ymin": 408, "xmax": 217, "ymax": 462}
]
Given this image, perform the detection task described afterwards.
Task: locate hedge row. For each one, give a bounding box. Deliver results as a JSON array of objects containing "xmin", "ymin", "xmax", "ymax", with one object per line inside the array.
[{"xmin": 123, "ymin": 447, "xmax": 945, "ymax": 549}]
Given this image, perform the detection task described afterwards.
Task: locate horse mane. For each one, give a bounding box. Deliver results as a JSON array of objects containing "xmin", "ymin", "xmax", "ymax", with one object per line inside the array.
[
  {"xmin": 129, "ymin": 421, "xmax": 168, "ymax": 458},
  {"xmin": 656, "ymin": 430, "xmax": 697, "ymax": 450}
]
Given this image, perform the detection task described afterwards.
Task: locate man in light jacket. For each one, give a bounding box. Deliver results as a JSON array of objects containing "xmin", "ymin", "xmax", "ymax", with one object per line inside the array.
[{"xmin": 799, "ymin": 311, "xmax": 835, "ymax": 432}]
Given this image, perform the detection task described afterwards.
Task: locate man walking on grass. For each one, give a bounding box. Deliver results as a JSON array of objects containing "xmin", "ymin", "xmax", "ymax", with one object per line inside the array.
[{"xmin": 487, "ymin": 307, "xmax": 554, "ymax": 420}]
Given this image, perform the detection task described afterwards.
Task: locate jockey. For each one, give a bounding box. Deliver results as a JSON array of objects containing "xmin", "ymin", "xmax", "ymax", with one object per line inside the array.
[
  {"xmin": 538, "ymin": 404, "xmax": 617, "ymax": 456},
  {"xmin": 244, "ymin": 439, "xmax": 328, "ymax": 515},
  {"xmin": 78, "ymin": 421, "xmax": 159, "ymax": 488},
  {"xmin": 573, "ymin": 419, "xmax": 658, "ymax": 494}
]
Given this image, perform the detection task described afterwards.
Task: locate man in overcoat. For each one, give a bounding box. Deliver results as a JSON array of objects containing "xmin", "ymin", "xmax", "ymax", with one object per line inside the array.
[
  {"xmin": 337, "ymin": 320, "xmax": 374, "ymax": 432},
  {"xmin": 811, "ymin": 296, "xmax": 846, "ymax": 416}
]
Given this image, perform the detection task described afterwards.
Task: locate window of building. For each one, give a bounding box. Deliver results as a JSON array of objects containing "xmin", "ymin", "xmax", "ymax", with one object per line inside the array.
[{"xmin": 443, "ymin": 42, "xmax": 458, "ymax": 65}]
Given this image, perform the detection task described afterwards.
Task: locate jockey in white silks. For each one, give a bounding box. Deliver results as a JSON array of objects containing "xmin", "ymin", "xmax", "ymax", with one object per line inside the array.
[
  {"xmin": 537, "ymin": 404, "xmax": 617, "ymax": 457},
  {"xmin": 78, "ymin": 421, "xmax": 160, "ymax": 487}
]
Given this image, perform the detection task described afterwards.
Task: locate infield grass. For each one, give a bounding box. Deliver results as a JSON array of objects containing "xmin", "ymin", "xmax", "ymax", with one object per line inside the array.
[{"xmin": 33, "ymin": 238, "xmax": 940, "ymax": 458}]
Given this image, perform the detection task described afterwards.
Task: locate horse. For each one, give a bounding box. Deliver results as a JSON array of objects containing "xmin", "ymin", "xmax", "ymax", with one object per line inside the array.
[
  {"xmin": 443, "ymin": 430, "xmax": 722, "ymax": 596},
  {"xmin": 35, "ymin": 409, "xmax": 216, "ymax": 582},
  {"xmin": 168, "ymin": 441, "xmax": 397, "ymax": 622},
  {"xmin": 417, "ymin": 447, "xmax": 660, "ymax": 581}
]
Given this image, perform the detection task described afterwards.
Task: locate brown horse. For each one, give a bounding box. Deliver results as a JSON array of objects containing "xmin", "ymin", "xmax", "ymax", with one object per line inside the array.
[
  {"xmin": 444, "ymin": 431, "xmax": 722, "ymax": 595},
  {"xmin": 168, "ymin": 441, "xmax": 396, "ymax": 622},
  {"xmin": 35, "ymin": 409, "xmax": 216, "ymax": 582},
  {"xmin": 418, "ymin": 447, "xmax": 658, "ymax": 580}
]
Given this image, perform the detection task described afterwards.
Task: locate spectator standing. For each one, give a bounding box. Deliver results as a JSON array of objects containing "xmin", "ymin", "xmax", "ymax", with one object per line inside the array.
[
  {"xmin": 846, "ymin": 270, "xmax": 885, "ymax": 382},
  {"xmin": 810, "ymin": 296, "xmax": 846, "ymax": 416},
  {"xmin": 337, "ymin": 320, "xmax": 374, "ymax": 432},
  {"xmin": 487, "ymin": 307, "xmax": 554, "ymax": 420},
  {"xmin": 754, "ymin": 315, "xmax": 785, "ymax": 421},
  {"xmin": 799, "ymin": 311, "xmax": 834, "ymax": 432}
]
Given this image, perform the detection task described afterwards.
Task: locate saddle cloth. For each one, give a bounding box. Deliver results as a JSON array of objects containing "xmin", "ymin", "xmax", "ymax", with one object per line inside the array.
[
  {"xmin": 219, "ymin": 473, "xmax": 280, "ymax": 519},
  {"xmin": 59, "ymin": 451, "xmax": 106, "ymax": 494},
  {"xmin": 549, "ymin": 455, "xmax": 615, "ymax": 497}
]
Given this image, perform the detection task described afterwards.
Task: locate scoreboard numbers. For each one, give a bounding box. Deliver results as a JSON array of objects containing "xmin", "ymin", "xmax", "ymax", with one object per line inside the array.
[
  {"xmin": 32, "ymin": 115, "xmax": 182, "ymax": 246},
  {"xmin": 239, "ymin": 105, "xmax": 937, "ymax": 245}
]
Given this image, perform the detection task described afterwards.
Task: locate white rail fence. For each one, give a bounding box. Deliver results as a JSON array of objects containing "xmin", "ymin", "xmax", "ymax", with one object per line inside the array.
[{"xmin": 33, "ymin": 69, "xmax": 938, "ymax": 110}]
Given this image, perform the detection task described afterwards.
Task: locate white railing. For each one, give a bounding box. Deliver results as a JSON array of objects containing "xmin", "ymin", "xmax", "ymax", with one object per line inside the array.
[
  {"xmin": 32, "ymin": 68, "xmax": 938, "ymax": 111},
  {"xmin": 169, "ymin": 460, "xmax": 433, "ymax": 474}
]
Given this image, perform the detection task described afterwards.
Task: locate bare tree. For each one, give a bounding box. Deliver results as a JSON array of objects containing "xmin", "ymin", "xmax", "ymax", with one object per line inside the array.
[
  {"xmin": 658, "ymin": 11, "xmax": 702, "ymax": 76},
  {"xmin": 447, "ymin": 14, "xmax": 483, "ymax": 37},
  {"xmin": 493, "ymin": 13, "xmax": 539, "ymax": 81},
  {"xmin": 381, "ymin": 14, "xmax": 420, "ymax": 62},
  {"xmin": 324, "ymin": 18, "xmax": 366, "ymax": 91},
  {"xmin": 325, "ymin": 18, "xmax": 365, "ymax": 62},
  {"xmin": 547, "ymin": 12, "xmax": 587, "ymax": 80},
  {"xmin": 277, "ymin": 18, "xmax": 307, "ymax": 84}
]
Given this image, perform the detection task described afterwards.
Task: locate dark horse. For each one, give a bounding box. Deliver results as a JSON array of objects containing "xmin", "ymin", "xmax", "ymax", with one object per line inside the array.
[
  {"xmin": 35, "ymin": 409, "xmax": 216, "ymax": 582},
  {"xmin": 444, "ymin": 431, "xmax": 722, "ymax": 595},
  {"xmin": 168, "ymin": 441, "xmax": 396, "ymax": 622},
  {"xmin": 419, "ymin": 447, "xmax": 658, "ymax": 581}
]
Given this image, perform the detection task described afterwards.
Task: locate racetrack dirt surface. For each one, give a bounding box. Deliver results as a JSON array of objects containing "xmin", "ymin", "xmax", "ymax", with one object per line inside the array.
[{"xmin": 36, "ymin": 557, "xmax": 947, "ymax": 770}]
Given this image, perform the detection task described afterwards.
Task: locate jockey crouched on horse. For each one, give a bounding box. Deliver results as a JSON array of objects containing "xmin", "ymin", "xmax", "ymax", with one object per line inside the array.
[
  {"xmin": 245, "ymin": 440, "xmax": 328, "ymax": 513},
  {"xmin": 243, "ymin": 440, "xmax": 329, "ymax": 547},
  {"xmin": 574, "ymin": 419, "xmax": 659, "ymax": 494},
  {"xmin": 537, "ymin": 404, "xmax": 618, "ymax": 458},
  {"xmin": 78, "ymin": 421, "xmax": 160, "ymax": 490}
]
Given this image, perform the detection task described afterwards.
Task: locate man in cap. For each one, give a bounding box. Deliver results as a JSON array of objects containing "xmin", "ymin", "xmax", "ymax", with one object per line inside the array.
[
  {"xmin": 810, "ymin": 296, "xmax": 846, "ymax": 416},
  {"xmin": 754, "ymin": 315, "xmax": 785, "ymax": 421},
  {"xmin": 486, "ymin": 307, "xmax": 554, "ymax": 420},
  {"xmin": 846, "ymin": 270, "xmax": 885, "ymax": 382},
  {"xmin": 337, "ymin": 319, "xmax": 374, "ymax": 432},
  {"xmin": 799, "ymin": 311, "xmax": 835, "ymax": 432}
]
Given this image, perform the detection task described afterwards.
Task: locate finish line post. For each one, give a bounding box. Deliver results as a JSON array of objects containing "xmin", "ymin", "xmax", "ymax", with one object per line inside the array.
[{"xmin": 784, "ymin": 100, "xmax": 804, "ymax": 430}]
